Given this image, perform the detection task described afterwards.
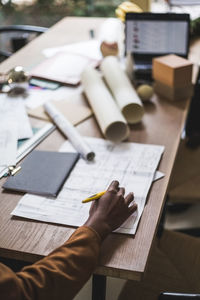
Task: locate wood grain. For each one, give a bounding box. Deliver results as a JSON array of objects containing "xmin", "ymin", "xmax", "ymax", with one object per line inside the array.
[{"xmin": 0, "ymin": 17, "xmax": 194, "ymax": 281}]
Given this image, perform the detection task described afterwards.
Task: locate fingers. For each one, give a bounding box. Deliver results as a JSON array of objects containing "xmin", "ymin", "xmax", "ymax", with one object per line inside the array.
[
  {"xmin": 125, "ymin": 192, "xmax": 137, "ymax": 215},
  {"xmin": 107, "ymin": 181, "xmax": 137, "ymax": 215},
  {"xmin": 107, "ymin": 180, "xmax": 119, "ymax": 193},
  {"xmin": 118, "ymin": 187, "xmax": 125, "ymax": 196},
  {"xmin": 128, "ymin": 202, "xmax": 137, "ymax": 215},
  {"xmin": 89, "ymin": 198, "xmax": 97, "ymax": 213},
  {"xmin": 125, "ymin": 192, "xmax": 134, "ymax": 206},
  {"xmin": 107, "ymin": 182, "xmax": 133, "ymax": 202}
]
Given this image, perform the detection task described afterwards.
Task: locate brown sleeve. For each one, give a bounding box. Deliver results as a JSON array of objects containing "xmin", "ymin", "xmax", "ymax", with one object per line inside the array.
[{"xmin": 0, "ymin": 226, "xmax": 101, "ymax": 300}]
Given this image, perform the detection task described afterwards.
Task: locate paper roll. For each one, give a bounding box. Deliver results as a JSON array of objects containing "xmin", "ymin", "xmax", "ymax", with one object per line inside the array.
[
  {"xmin": 81, "ymin": 66, "xmax": 129, "ymax": 143},
  {"xmin": 44, "ymin": 102, "xmax": 95, "ymax": 161},
  {"xmin": 100, "ymin": 56, "xmax": 144, "ymax": 124}
]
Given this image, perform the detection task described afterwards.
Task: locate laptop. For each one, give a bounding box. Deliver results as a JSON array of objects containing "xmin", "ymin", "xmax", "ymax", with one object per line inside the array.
[
  {"xmin": 169, "ymin": 0, "xmax": 200, "ymax": 5},
  {"xmin": 125, "ymin": 13, "xmax": 190, "ymax": 81}
]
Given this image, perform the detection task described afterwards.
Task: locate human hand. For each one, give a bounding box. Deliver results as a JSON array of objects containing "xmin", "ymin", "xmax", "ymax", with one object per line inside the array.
[{"xmin": 84, "ymin": 180, "xmax": 137, "ymax": 240}]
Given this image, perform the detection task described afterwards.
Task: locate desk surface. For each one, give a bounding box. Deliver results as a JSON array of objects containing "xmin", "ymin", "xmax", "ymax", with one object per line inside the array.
[{"xmin": 0, "ymin": 17, "xmax": 197, "ymax": 281}]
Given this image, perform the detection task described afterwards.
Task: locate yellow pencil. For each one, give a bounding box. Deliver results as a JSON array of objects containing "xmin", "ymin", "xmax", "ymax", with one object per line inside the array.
[{"xmin": 82, "ymin": 191, "xmax": 106, "ymax": 203}]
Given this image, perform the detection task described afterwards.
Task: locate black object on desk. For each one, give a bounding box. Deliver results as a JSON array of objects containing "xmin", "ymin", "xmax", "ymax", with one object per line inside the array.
[
  {"xmin": 3, "ymin": 150, "xmax": 79, "ymax": 197},
  {"xmin": 125, "ymin": 12, "xmax": 190, "ymax": 82}
]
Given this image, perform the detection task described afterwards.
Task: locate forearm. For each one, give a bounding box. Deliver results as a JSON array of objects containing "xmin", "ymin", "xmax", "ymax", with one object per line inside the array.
[{"xmin": 0, "ymin": 226, "xmax": 101, "ymax": 300}]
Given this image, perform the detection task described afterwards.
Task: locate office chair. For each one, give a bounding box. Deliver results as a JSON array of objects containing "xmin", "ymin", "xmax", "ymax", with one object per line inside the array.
[
  {"xmin": 157, "ymin": 220, "xmax": 200, "ymax": 299},
  {"xmin": 0, "ymin": 25, "xmax": 48, "ymax": 62},
  {"xmin": 159, "ymin": 292, "xmax": 200, "ymax": 299},
  {"xmin": 118, "ymin": 229, "xmax": 200, "ymax": 300}
]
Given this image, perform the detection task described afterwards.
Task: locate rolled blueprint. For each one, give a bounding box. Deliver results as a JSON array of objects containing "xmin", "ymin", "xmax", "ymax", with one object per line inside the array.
[
  {"xmin": 100, "ymin": 56, "xmax": 144, "ymax": 124},
  {"xmin": 44, "ymin": 102, "xmax": 95, "ymax": 161},
  {"xmin": 81, "ymin": 66, "xmax": 129, "ymax": 143}
]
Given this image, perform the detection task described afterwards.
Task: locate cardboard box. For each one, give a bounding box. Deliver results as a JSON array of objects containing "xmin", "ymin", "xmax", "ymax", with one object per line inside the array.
[
  {"xmin": 154, "ymin": 80, "xmax": 194, "ymax": 101},
  {"xmin": 153, "ymin": 54, "xmax": 193, "ymax": 88}
]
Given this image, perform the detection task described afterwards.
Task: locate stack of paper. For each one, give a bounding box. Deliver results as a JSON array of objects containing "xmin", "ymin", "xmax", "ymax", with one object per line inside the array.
[
  {"xmin": 12, "ymin": 137, "xmax": 164, "ymax": 235},
  {"xmin": 0, "ymin": 95, "xmax": 33, "ymax": 140},
  {"xmin": 0, "ymin": 120, "xmax": 17, "ymax": 168},
  {"xmin": 0, "ymin": 94, "xmax": 33, "ymax": 175}
]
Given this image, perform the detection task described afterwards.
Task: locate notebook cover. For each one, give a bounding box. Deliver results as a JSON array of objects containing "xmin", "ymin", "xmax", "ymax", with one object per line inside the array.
[{"xmin": 3, "ymin": 150, "xmax": 79, "ymax": 197}]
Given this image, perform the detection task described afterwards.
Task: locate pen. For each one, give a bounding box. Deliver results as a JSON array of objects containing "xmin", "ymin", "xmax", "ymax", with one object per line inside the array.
[{"xmin": 82, "ymin": 191, "xmax": 106, "ymax": 203}]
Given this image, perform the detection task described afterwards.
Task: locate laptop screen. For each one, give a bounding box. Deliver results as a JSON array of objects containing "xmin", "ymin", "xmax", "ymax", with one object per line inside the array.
[
  {"xmin": 125, "ymin": 13, "xmax": 190, "ymax": 59},
  {"xmin": 169, "ymin": 0, "xmax": 200, "ymax": 5}
]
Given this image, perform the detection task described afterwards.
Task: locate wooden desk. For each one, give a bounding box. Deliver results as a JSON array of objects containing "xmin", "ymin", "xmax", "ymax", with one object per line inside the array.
[{"xmin": 0, "ymin": 17, "xmax": 195, "ymax": 285}]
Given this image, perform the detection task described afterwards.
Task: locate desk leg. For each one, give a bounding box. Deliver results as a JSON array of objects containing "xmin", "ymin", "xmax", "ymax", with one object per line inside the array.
[{"xmin": 92, "ymin": 274, "xmax": 107, "ymax": 300}]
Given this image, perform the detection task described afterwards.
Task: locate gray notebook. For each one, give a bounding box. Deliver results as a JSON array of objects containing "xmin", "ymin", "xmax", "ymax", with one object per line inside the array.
[{"xmin": 3, "ymin": 150, "xmax": 79, "ymax": 197}]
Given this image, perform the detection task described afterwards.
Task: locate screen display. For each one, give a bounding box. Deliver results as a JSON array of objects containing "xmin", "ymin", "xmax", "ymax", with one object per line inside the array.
[
  {"xmin": 170, "ymin": 0, "xmax": 200, "ymax": 4},
  {"xmin": 126, "ymin": 19, "xmax": 188, "ymax": 56}
]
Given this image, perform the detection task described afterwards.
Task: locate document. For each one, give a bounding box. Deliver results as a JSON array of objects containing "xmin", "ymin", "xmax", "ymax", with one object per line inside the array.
[
  {"xmin": 0, "ymin": 119, "xmax": 17, "ymax": 167},
  {"xmin": 0, "ymin": 95, "xmax": 33, "ymax": 140},
  {"xmin": 0, "ymin": 123, "xmax": 55, "ymax": 179},
  {"xmin": 12, "ymin": 137, "xmax": 164, "ymax": 235}
]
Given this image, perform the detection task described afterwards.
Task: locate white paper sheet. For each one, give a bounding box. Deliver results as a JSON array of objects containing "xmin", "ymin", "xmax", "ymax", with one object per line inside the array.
[
  {"xmin": 0, "ymin": 123, "xmax": 55, "ymax": 179},
  {"xmin": 0, "ymin": 119, "xmax": 17, "ymax": 167},
  {"xmin": 42, "ymin": 39, "xmax": 102, "ymax": 61},
  {"xmin": 24, "ymin": 86, "xmax": 82, "ymax": 109},
  {"xmin": 154, "ymin": 170, "xmax": 164, "ymax": 181},
  {"xmin": 0, "ymin": 94, "xmax": 33, "ymax": 140},
  {"xmin": 11, "ymin": 137, "xmax": 164, "ymax": 235}
]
